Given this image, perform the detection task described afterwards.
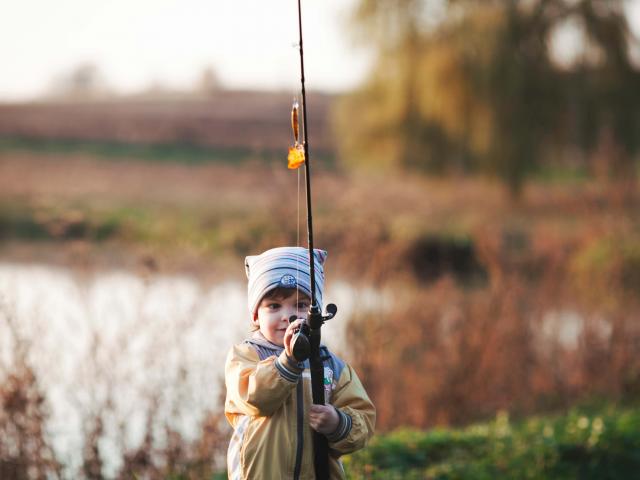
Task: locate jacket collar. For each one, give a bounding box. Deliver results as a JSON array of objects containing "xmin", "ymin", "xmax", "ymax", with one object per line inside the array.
[{"xmin": 247, "ymin": 331, "xmax": 284, "ymax": 351}]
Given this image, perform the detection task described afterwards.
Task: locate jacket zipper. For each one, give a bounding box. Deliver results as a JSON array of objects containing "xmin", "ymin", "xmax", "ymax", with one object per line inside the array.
[{"xmin": 293, "ymin": 380, "xmax": 304, "ymax": 480}]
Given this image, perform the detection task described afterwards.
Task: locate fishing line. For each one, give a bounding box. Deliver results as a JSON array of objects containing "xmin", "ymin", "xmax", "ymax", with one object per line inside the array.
[
  {"xmin": 297, "ymin": 155, "xmax": 301, "ymax": 306},
  {"xmin": 293, "ymin": 95, "xmax": 301, "ymax": 307}
]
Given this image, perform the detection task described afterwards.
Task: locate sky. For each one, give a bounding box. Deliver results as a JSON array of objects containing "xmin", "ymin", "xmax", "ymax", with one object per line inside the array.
[
  {"xmin": 2, "ymin": 1, "xmax": 640, "ymax": 102},
  {"xmin": 0, "ymin": 0, "xmax": 370, "ymax": 101}
]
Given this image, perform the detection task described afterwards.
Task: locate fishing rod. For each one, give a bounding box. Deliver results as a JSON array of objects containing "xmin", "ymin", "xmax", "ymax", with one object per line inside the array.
[{"xmin": 287, "ymin": 1, "xmax": 337, "ymax": 478}]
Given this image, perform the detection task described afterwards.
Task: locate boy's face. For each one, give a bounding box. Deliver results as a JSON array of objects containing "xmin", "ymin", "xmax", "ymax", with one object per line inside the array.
[{"xmin": 253, "ymin": 289, "xmax": 311, "ymax": 346}]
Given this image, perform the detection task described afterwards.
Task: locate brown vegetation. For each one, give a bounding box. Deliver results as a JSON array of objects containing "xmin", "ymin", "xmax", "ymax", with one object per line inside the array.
[
  {"xmin": 0, "ymin": 278, "xmax": 230, "ymax": 478},
  {"xmin": 347, "ymin": 213, "xmax": 640, "ymax": 430}
]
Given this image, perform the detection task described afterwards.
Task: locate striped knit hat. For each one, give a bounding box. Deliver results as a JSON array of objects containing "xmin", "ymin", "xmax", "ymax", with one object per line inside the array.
[{"xmin": 245, "ymin": 246, "xmax": 328, "ymax": 316}]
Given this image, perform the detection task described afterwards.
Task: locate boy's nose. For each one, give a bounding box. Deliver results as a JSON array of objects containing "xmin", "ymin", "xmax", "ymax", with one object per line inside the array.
[{"xmin": 281, "ymin": 306, "xmax": 296, "ymax": 321}]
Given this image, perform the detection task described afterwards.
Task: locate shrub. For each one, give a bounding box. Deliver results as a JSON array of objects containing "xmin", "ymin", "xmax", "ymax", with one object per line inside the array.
[{"xmin": 344, "ymin": 405, "xmax": 640, "ymax": 480}]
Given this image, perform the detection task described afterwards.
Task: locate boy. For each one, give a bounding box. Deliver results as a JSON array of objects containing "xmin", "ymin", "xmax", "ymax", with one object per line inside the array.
[{"xmin": 225, "ymin": 246, "xmax": 375, "ymax": 479}]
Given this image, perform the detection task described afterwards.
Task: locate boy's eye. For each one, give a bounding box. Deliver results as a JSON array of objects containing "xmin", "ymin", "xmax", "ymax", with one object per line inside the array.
[
  {"xmin": 297, "ymin": 302, "xmax": 309, "ymax": 310},
  {"xmin": 267, "ymin": 303, "xmax": 281, "ymax": 310}
]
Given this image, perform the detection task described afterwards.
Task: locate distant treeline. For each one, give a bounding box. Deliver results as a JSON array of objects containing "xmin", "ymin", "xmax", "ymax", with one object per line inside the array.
[{"xmin": 0, "ymin": 91, "xmax": 335, "ymax": 162}]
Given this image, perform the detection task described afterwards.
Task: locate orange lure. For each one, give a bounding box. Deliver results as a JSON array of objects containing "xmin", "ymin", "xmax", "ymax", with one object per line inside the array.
[{"xmin": 288, "ymin": 100, "xmax": 305, "ymax": 169}]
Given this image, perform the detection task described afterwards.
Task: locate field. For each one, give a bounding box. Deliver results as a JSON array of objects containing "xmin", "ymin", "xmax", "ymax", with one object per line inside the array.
[
  {"xmin": 0, "ymin": 92, "xmax": 334, "ymax": 154},
  {"xmin": 0, "ymin": 95, "xmax": 639, "ymax": 477}
]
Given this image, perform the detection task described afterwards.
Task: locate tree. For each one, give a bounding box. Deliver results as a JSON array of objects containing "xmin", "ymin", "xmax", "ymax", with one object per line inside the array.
[
  {"xmin": 47, "ymin": 63, "xmax": 112, "ymax": 100},
  {"xmin": 196, "ymin": 66, "xmax": 221, "ymax": 96},
  {"xmin": 337, "ymin": 0, "xmax": 640, "ymax": 194}
]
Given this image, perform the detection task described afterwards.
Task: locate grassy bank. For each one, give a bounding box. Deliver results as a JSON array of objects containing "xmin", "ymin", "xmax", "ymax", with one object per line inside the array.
[
  {"xmin": 0, "ymin": 136, "xmax": 336, "ymax": 167},
  {"xmin": 343, "ymin": 404, "xmax": 640, "ymax": 479},
  {"xmin": 0, "ymin": 136, "xmax": 257, "ymax": 165}
]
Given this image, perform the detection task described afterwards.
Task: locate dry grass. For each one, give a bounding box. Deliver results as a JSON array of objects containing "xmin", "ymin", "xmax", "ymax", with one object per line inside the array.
[{"xmin": 0, "ymin": 149, "xmax": 637, "ymax": 277}]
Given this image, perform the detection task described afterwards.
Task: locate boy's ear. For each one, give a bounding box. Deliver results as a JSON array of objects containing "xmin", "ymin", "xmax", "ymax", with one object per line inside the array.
[{"xmin": 252, "ymin": 312, "xmax": 259, "ymax": 325}]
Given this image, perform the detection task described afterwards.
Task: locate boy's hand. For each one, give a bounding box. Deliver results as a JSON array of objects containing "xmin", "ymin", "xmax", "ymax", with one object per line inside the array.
[
  {"xmin": 309, "ymin": 404, "xmax": 339, "ymax": 435},
  {"xmin": 284, "ymin": 319, "xmax": 305, "ymax": 359}
]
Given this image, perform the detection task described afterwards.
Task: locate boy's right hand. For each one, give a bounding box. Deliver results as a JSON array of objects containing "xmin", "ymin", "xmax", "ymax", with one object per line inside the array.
[{"xmin": 284, "ymin": 318, "xmax": 305, "ymax": 359}]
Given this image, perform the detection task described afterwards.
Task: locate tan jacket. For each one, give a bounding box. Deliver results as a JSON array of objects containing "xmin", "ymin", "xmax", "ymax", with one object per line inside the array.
[{"xmin": 225, "ymin": 334, "xmax": 375, "ymax": 479}]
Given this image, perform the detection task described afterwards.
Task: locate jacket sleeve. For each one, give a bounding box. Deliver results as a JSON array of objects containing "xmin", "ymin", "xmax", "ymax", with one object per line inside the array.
[
  {"xmin": 326, "ymin": 364, "xmax": 376, "ymax": 454},
  {"xmin": 224, "ymin": 343, "xmax": 303, "ymax": 423}
]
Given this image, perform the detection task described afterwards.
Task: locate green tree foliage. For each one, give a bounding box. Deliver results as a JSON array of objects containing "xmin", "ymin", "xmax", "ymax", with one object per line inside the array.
[{"xmin": 337, "ymin": 0, "xmax": 640, "ymax": 194}]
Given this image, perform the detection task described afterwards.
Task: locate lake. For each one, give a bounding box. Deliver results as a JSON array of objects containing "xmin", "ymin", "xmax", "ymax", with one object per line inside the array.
[{"xmin": 0, "ymin": 262, "xmax": 387, "ymax": 476}]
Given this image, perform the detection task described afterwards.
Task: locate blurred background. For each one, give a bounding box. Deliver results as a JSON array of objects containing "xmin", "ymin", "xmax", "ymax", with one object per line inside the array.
[{"xmin": 1, "ymin": 0, "xmax": 640, "ymax": 478}]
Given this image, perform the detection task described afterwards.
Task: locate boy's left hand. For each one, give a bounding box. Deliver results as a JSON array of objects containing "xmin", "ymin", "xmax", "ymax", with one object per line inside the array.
[{"xmin": 309, "ymin": 404, "xmax": 339, "ymax": 435}]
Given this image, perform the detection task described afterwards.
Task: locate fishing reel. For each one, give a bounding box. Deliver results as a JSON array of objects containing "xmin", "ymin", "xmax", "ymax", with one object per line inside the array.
[{"xmin": 288, "ymin": 303, "xmax": 337, "ymax": 362}]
